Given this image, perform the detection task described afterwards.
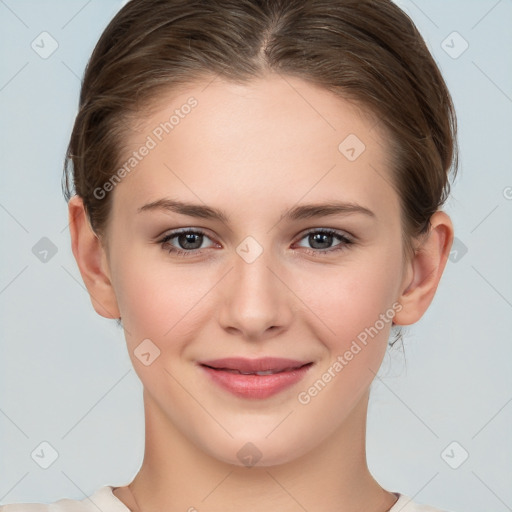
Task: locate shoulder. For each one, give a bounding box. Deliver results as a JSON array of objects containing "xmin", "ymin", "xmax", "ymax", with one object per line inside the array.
[
  {"xmin": 390, "ymin": 493, "xmax": 456, "ymax": 512},
  {"xmin": 0, "ymin": 486, "xmax": 129, "ymax": 512}
]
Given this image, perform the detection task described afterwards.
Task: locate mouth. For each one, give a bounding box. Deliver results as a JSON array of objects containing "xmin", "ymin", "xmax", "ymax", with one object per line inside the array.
[{"xmin": 198, "ymin": 357, "xmax": 314, "ymax": 399}]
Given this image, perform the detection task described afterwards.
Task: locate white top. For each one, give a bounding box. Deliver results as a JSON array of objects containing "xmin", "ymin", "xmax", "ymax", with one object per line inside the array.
[{"xmin": 0, "ymin": 486, "xmax": 453, "ymax": 512}]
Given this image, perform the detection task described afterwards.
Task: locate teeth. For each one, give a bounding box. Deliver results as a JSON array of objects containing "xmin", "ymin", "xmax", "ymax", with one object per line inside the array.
[
  {"xmin": 206, "ymin": 366, "xmax": 306, "ymax": 375},
  {"xmin": 216, "ymin": 367, "xmax": 295, "ymax": 375}
]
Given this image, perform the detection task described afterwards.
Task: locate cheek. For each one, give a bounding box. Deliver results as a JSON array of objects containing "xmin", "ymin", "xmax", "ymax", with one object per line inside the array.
[
  {"xmin": 298, "ymin": 254, "xmax": 402, "ymax": 348},
  {"xmin": 111, "ymin": 259, "xmax": 218, "ymax": 395},
  {"xmin": 293, "ymin": 261, "xmax": 401, "ymax": 429},
  {"xmin": 111, "ymin": 249, "xmax": 210, "ymax": 345}
]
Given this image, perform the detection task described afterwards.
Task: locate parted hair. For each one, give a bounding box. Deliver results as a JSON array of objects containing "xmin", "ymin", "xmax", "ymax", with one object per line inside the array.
[{"xmin": 63, "ymin": 0, "xmax": 458, "ymax": 257}]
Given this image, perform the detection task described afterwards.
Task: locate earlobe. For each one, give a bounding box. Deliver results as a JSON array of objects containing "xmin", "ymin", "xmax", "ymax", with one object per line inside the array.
[
  {"xmin": 68, "ymin": 195, "xmax": 120, "ymax": 319},
  {"xmin": 393, "ymin": 211, "xmax": 454, "ymax": 326}
]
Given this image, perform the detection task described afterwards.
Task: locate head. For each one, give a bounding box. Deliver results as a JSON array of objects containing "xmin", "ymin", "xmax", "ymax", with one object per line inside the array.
[{"xmin": 65, "ymin": 0, "xmax": 457, "ymax": 467}]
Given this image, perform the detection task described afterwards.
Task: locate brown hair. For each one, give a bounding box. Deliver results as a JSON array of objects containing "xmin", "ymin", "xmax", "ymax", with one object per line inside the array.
[{"xmin": 63, "ymin": 0, "xmax": 458, "ymax": 257}]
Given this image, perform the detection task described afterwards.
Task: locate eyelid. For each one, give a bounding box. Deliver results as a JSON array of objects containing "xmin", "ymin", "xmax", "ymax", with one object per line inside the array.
[
  {"xmin": 158, "ymin": 228, "xmax": 219, "ymax": 260},
  {"xmin": 159, "ymin": 227, "xmax": 219, "ymax": 246},
  {"xmin": 158, "ymin": 227, "xmax": 354, "ymax": 245},
  {"xmin": 292, "ymin": 228, "xmax": 354, "ymax": 257},
  {"xmin": 294, "ymin": 226, "xmax": 355, "ymax": 243},
  {"xmin": 158, "ymin": 226, "xmax": 355, "ymax": 260}
]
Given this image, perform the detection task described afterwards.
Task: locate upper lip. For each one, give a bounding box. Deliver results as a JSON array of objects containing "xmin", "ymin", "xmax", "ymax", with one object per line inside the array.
[{"xmin": 199, "ymin": 357, "xmax": 312, "ymax": 373}]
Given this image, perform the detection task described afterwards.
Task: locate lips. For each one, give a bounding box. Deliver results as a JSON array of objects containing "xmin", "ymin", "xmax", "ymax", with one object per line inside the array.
[
  {"xmin": 198, "ymin": 357, "xmax": 313, "ymax": 399},
  {"xmin": 199, "ymin": 357, "xmax": 311, "ymax": 374}
]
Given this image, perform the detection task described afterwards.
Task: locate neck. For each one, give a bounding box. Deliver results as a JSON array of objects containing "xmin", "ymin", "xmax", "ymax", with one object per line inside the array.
[{"xmin": 121, "ymin": 389, "xmax": 397, "ymax": 512}]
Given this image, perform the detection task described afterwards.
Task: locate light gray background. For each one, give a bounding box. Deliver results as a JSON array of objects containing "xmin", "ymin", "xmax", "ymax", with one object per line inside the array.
[{"xmin": 1, "ymin": 1, "xmax": 511, "ymax": 510}]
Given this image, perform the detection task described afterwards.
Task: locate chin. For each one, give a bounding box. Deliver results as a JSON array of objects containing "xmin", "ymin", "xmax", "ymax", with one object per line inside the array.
[{"xmin": 199, "ymin": 431, "xmax": 315, "ymax": 469}]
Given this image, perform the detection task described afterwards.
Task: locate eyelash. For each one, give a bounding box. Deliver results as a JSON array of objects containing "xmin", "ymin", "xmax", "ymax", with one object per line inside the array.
[{"xmin": 158, "ymin": 228, "xmax": 354, "ymax": 258}]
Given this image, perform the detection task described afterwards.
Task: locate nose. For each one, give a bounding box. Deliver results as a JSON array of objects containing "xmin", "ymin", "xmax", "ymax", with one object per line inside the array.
[{"xmin": 218, "ymin": 241, "xmax": 294, "ymax": 341}]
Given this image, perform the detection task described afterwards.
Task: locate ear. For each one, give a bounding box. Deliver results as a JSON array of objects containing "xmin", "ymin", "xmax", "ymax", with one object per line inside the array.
[
  {"xmin": 68, "ymin": 195, "xmax": 120, "ymax": 319},
  {"xmin": 393, "ymin": 211, "xmax": 454, "ymax": 326}
]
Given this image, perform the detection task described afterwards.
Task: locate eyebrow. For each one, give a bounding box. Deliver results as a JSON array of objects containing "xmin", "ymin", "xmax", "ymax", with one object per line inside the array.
[{"xmin": 137, "ymin": 198, "xmax": 375, "ymax": 222}]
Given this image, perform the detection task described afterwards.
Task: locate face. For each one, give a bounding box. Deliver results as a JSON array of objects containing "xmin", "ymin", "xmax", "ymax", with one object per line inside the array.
[{"xmin": 102, "ymin": 74, "xmax": 410, "ymax": 466}]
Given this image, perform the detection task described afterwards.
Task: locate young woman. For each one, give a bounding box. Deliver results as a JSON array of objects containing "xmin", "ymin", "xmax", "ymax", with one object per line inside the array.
[{"xmin": 1, "ymin": 0, "xmax": 458, "ymax": 510}]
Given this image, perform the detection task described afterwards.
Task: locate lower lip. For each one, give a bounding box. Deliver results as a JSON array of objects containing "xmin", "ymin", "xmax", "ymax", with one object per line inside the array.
[{"xmin": 200, "ymin": 364, "xmax": 312, "ymax": 399}]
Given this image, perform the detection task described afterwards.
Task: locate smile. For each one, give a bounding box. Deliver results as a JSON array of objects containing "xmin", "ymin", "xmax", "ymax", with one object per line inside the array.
[
  {"xmin": 198, "ymin": 357, "xmax": 314, "ymax": 399},
  {"xmin": 214, "ymin": 367, "xmax": 297, "ymax": 376}
]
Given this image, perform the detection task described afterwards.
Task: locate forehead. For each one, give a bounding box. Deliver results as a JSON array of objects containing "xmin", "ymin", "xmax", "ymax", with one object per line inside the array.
[{"xmin": 111, "ymin": 74, "xmax": 398, "ymax": 220}]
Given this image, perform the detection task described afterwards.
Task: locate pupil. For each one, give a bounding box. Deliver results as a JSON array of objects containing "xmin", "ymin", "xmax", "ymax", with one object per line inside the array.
[
  {"xmin": 180, "ymin": 233, "xmax": 201, "ymax": 249},
  {"xmin": 176, "ymin": 232, "xmax": 334, "ymax": 251},
  {"xmin": 311, "ymin": 233, "xmax": 331, "ymax": 249}
]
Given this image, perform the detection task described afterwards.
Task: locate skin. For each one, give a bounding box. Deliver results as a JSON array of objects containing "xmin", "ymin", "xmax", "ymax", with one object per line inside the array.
[{"xmin": 68, "ymin": 74, "xmax": 453, "ymax": 512}]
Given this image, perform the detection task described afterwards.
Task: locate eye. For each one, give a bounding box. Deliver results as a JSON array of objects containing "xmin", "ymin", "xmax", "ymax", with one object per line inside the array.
[
  {"xmin": 294, "ymin": 228, "xmax": 353, "ymax": 256},
  {"xmin": 159, "ymin": 228, "xmax": 218, "ymax": 257},
  {"xmin": 158, "ymin": 227, "xmax": 354, "ymax": 259}
]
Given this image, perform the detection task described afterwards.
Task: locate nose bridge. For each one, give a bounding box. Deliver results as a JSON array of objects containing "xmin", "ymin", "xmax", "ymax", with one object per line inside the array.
[
  {"xmin": 219, "ymin": 234, "xmax": 291, "ymax": 337},
  {"xmin": 233, "ymin": 234, "xmax": 280, "ymax": 301}
]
